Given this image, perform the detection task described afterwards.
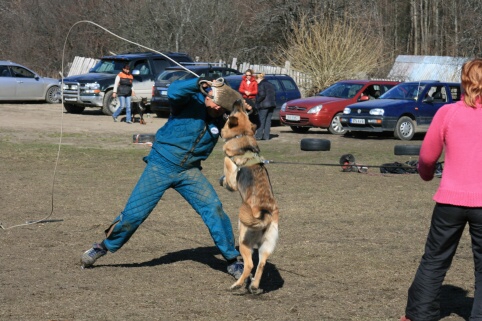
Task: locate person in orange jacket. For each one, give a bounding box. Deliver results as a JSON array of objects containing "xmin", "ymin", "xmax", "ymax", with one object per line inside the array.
[{"xmin": 112, "ymin": 64, "xmax": 135, "ymax": 123}]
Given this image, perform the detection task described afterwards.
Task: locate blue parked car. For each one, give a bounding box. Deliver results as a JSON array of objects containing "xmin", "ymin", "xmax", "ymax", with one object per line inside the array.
[
  {"xmin": 223, "ymin": 74, "xmax": 301, "ymax": 123},
  {"xmin": 340, "ymin": 81, "xmax": 462, "ymax": 140}
]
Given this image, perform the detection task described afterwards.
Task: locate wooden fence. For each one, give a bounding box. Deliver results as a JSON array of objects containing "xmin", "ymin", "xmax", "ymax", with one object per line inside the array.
[{"xmin": 66, "ymin": 56, "xmax": 313, "ymax": 96}]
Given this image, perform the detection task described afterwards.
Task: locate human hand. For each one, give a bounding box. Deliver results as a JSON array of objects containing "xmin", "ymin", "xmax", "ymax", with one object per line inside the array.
[{"xmin": 112, "ymin": 92, "xmax": 117, "ymax": 98}]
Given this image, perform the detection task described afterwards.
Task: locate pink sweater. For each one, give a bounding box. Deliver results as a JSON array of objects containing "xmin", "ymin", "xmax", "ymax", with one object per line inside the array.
[{"xmin": 418, "ymin": 100, "xmax": 482, "ymax": 207}]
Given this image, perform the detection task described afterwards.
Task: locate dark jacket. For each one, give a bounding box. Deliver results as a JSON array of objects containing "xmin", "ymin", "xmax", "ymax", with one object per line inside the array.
[
  {"xmin": 256, "ymin": 79, "xmax": 276, "ymax": 109},
  {"xmin": 116, "ymin": 71, "xmax": 134, "ymax": 96}
]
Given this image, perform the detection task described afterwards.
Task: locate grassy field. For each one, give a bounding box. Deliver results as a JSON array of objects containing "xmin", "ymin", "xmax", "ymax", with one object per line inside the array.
[{"xmin": 0, "ymin": 104, "xmax": 473, "ymax": 321}]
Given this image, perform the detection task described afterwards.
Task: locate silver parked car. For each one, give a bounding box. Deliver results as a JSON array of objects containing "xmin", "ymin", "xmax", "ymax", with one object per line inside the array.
[{"xmin": 0, "ymin": 61, "xmax": 60, "ymax": 103}]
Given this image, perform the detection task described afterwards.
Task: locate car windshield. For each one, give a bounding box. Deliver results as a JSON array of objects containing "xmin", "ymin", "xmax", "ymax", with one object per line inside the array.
[
  {"xmin": 156, "ymin": 70, "xmax": 196, "ymax": 82},
  {"xmin": 319, "ymin": 83, "xmax": 364, "ymax": 99},
  {"xmin": 380, "ymin": 83, "xmax": 427, "ymax": 100},
  {"xmin": 90, "ymin": 60, "xmax": 128, "ymax": 74}
]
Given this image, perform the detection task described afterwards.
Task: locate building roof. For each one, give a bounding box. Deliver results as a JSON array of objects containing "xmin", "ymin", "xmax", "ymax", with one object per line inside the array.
[{"xmin": 387, "ymin": 55, "xmax": 470, "ymax": 83}]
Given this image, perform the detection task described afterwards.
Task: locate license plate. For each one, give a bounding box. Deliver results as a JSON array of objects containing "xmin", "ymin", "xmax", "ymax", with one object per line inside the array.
[
  {"xmin": 160, "ymin": 90, "xmax": 167, "ymax": 96},
  {"xmin": 350, "ymin": 118, "xmax": 365, "ymax": 124},
  {"xmin": 64, "ymin": 97, "xmax": 77, "ymax": 101},
  {"xmin": 286, "ymin": 114, "xmax": 300, "ymax": 121}
]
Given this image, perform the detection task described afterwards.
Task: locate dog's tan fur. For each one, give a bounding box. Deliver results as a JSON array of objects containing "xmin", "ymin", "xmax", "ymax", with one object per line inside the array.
[{"xmin": 221, "ymin": 100, "xmax": 279, "ymax": 294}]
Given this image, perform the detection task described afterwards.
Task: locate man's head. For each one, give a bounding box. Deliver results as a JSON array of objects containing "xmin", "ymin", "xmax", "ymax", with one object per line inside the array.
[
  {"xmin": 204, "ymin": 89, "xmax": 227, "ymax": 118},
  {"xmin": 122, "ymin": 64, "xmax": 130, "ymax": 73}
]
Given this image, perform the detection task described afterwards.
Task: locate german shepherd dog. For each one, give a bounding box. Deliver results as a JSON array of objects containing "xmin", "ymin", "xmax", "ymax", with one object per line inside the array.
[
  {"xmin": 220, "ymin": 100, "xmax": 279, "ymax": 294},
  {"xmin": 131, "ymin": 97, "xmax": 147, "ymax": 124}
]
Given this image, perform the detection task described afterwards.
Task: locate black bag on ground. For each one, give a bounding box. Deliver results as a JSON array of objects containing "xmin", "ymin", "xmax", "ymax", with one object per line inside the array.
[{"xmin": 380, "ymin": 161, "xmax": 418, "ymax": 174}]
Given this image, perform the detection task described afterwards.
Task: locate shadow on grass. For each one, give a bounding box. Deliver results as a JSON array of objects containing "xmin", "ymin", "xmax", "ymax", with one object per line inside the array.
[
  {"xmin": 100, "ymin": 246, "xmax": 284, "ymax": 293},
  {"xmin": 440, "ymin": 284, "xmax": 473, "ymax": 320}
]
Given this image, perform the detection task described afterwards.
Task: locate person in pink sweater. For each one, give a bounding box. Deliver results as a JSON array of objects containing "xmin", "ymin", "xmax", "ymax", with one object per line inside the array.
[{"xmin": 401, "ymin": 58, "xmax": 482, "ymax": 321}]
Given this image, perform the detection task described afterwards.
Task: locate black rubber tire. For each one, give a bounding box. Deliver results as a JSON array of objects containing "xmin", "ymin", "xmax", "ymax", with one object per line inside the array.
[
  {"xmin": 394, "ymin": 116, "xmax": 416, "ymax": 140},
  {"xmin": 394, "ymin": 145, "xmax": 421, "ymax": 156},
  {"xmin": 133, "ymin": 134, "xmax": 156, "ymax": 144},
  {"xmin": 63, "ymin": 103, "xmax": 84, "ymax": 114},
  {"xmin": 328, "ymin": 112, "xmax": 347, "ymax": 135},
  {"xmin": 300, "ymin": 138, "xmax": 331, "ymax": 151},
  {"xmin": 102, "ymin": 90, "xmax": 119, "ymax": 116},
  {"xmin": 290, "ymin": 126, "xmax": 310, "ymax": 133},
  {"xmin": 45, "ymin": 85, "xmax": 61, "ymax": 103}
]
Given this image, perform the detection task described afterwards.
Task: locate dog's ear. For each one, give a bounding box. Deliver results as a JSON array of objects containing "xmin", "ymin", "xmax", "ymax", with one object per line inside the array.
[{"xmin": 228, "ymin": 115, "xmax": 239, "ymax": 128}]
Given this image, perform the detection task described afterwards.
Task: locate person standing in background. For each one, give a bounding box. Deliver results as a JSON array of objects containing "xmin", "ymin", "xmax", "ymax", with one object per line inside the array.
[
  {"xmin": 401, "ymin": 58, "xmax": 482, "ymax": 321},
  {"xmin": 112, "ymin": 64, "xmax": 135, "ymax": 123},
  {"xmin": 238, "ymin": 69, "xmax": 260, "ymax": 129},
  {"xmin": 255, "ymin": 73, "xmax": 276, "ymax": 140}
]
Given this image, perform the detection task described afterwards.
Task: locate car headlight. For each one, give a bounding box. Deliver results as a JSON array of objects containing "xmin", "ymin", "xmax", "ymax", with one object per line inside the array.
[
  {"xmin": 369, "ymin": 108, "xmax": 384, "ymax": 116},
  {"xmin": 307, "ymin": 105, "xmax": 323, "ymax": 114},
  {"xmin": 281, "ymin": 103, "xmax": 287, "ymax": 112},
  {"xmin": 83, "ymin": 83, "xmax": 101, "ymax": 94},
  {"xmin": 343, "ymin": 107, "xmax": 351, "ymax": 114},
  {"xmin": 63, "ymin": 84, "xmax": 78, "ymax": 90}
]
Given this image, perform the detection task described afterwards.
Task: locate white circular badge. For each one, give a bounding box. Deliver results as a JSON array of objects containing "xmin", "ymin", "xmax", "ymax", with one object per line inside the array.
[{"xmin": 210, "ymin": 127, "xmax": 219, "ymax": 135}]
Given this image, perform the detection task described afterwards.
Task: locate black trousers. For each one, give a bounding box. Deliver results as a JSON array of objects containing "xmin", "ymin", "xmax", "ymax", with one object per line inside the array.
[
  {"xmin": 255, "ymin": 107, "xmax": 275, "ymax": 140},
  {"xmin": 405, "ymin": 203, "xmax": 482, "ymax": 321}
]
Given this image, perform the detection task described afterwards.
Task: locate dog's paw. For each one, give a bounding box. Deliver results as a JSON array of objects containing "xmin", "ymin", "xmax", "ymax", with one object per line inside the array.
[{"xmin": 248, "ymin": 285, "xmax": 263, "ymax": 295}]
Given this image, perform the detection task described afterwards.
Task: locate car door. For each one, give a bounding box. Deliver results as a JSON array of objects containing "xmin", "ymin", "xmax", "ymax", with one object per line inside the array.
[
  {"xmin": 280, "ymin": 78, "xmax": 301, "ymax": 103},
  {"xmin": 10, "ymin": 66, "xmax": 44, "ymax": 99},
  {"xmin": 131, "ymin": 59, "xmax": 154, "ymax": 99},
  {"xmin": 418, "ymin": 85, "xmax": 447, "ymax": 126},
  {"xmin": 0, "ymin": 66, "xmax": 17, "ymax": 99}
]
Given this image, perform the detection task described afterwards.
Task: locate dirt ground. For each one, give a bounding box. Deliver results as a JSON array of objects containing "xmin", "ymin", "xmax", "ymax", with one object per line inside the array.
[{"xmin": 0, "ymin": 103, "xmax": 476, "ymax": 321}]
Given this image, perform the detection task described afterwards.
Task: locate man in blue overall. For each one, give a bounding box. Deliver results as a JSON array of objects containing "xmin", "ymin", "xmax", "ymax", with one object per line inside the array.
[{"xmin": 81, "ymin": 77, "xmax": 244, "ymax": 279}]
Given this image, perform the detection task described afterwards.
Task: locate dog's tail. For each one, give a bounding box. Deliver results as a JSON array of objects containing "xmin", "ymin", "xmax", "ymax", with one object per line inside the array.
[{"xmin": 239, "ymin": 203, "xmax": 275, "ymax": 230}]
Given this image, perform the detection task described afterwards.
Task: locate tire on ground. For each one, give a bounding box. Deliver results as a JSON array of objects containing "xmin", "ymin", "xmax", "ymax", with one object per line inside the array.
[
  {"xmin": 300, "ymin": 138, "xmax": 331, "ymax": 151},
  {"xmin": 394, "ymin": 145, "xmax": 421, "ymax": 156}
]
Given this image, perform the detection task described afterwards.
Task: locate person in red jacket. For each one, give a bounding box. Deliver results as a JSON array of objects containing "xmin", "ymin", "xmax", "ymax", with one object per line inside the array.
[
  {"xmin": 238, "ymin": 69, "xmax": 258, "ymax": 103},
  {"xmin": 238, "ymin": 69, "xmax": 260, "ymax": 128}
]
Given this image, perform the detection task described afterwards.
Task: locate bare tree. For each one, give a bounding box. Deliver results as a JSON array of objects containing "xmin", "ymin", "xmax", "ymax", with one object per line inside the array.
[{"xmin": 277, "ymin": 12, "xmax": 386, "ymax": 91}]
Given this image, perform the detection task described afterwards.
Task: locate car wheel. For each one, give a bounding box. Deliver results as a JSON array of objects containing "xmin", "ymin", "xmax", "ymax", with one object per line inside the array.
[
  {"xmin": 394, "ymin": 145, "xmax": 421, "ymax": 156},
  {"xmin": 328, "ymin": 112, "xmax": 346, "ymax": 135},
  {"xmin": 133, "ymin": 134, "xmax": 156, "ymax": 144},
  {"xmin": 63, "ymin": 103, "xmax": 85, "ymax": 114},
  {"xmin": 395, "ymin": 116, "xmax": 416, "ymax": 140},
  {"xmin": 102, "ymin": 90, "xmax": 119, "ymax": 116},
  {"xmin": 290, "ymin": 126, "xmax": 310, "ymax": 133},
  {"xmin": 300, "ymin": 138, "xmax": 331, "ymax": 151},
  {"xmin": 45, "ymin": 86, "xmax": 61, "ymax": 104}
]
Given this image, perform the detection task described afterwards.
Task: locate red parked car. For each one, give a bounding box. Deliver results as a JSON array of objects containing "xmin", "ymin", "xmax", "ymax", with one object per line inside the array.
[{"xmin": 279, "ymin": 79, "xmax": 400, "ymax": 134}]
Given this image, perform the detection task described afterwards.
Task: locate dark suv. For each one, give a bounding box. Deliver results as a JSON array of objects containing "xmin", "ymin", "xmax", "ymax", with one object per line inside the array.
[
  {"xmin": 150, "ymin": 63, "xmax": 242, "ymax": 117},
  {"xmin": 223, "ymin": 74, "xmax": 301, "ymax": 122},
  {"xmin": 62, "ymin": 52, "xmax": 193, "ymax": 115}
]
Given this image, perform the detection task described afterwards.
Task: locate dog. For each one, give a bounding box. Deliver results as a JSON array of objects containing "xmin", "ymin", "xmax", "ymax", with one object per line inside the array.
[
  {"xmin": 131, "ymin": 97, "xmax": 147, "ymax": 124},
  {"xmin": 220, "ymin": 99, "xmax": 279, "ymax": 294}
]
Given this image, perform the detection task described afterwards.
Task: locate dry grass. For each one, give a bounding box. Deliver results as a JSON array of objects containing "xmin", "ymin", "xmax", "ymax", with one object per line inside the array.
[{"xmin": 0, "ymin": 104, "xmax": 473, "ymax": 320}]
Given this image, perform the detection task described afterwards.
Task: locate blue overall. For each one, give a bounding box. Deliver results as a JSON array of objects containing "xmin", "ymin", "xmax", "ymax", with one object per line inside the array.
[{"xmin": 103, "ymin": 78, "xmax": 240, "ymax": 261}]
